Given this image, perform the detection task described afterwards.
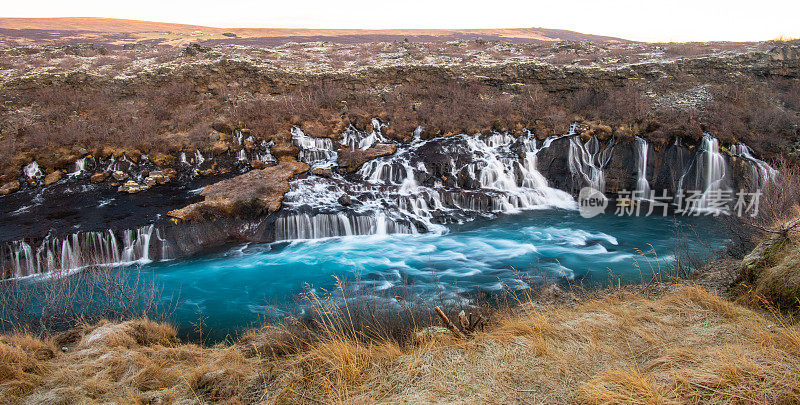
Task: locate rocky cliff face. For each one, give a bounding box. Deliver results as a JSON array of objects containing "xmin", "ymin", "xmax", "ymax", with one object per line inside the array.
[{"xmin": 0, "ymin": 121, "xmax": 778, "ymax": 278}]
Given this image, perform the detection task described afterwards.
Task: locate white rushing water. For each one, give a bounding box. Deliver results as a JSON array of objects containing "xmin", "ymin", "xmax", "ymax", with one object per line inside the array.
[
  {"xmin": 276, "ymin": 125, "xmax": 575, "ymax": 241},
  {"xmin": 4, "ymin": 124, "xmax": 781, "ymax": 279},
  {"xmin": 731, "ymin": 143, "xmax": 777, "ymax": 188},
  {"xmin": 71, "ymin": 158, "xmax": 87, "ymax": 176},
  {"xmin": 23, "ymin": 161, "xmax": 43, "ymax": 179},
  {"xmin": 291, "ymin": 127, "xmax": 337, "ymax": 167},
  {"xmin": 1, "ymin": 225, "xmax": 161, "ymax": 278},
  {"xmin": 567, "ymin": 135, "xmax": 613, "ymax": 192},
  {"xmin": 634, "ymin": 136, "xmax": 651, "ymax": 197},
  {"xmin": 194, "ymin": 150, "xmax": 206, "ymax": 166},
  {"xmin": 341, "ymin": 118, "xmax": 389, "ymax": 150},
  {"xmin": 676, "ymin": 133, "xmax": 729, "ymax": 214}
]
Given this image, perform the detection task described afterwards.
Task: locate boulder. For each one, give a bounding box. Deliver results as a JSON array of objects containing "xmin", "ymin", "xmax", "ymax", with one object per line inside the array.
[
  {"xmin": 90, "ymin": 172, "xmax": 110, "ymax": 183},
  {"xmin": 43, "ymin": 171, "xmax": 63, "ymax": 186},
  {"xmin": 118, "ymin": 180, "xmax": 142, "ymax": 194},
  {"xmin": 338, "ymin": 193, "xmax": 352, "ymax": 206},
  {"xmin": 0, "ymin": 181, "xmax": 20, "ymax": 195},
  {"xmin": 270, "ymin": 143, "xmax": 299, "ymax": 160},
  {"xmin": 167, "ymin": 159, "xmax": 310, "ymax": 221},
  {"xmin": 162, "ymin": 168, "xmax": 178, "ymax": 181},
  {"xmin": 151, "ymin": 153, "xmax": 176, "ymax": 166},
  {"xmin": 145, "ymin": 171, "xmax": 167, "ymax": 186},
  {"xmin": 112, "ymin": 171, "xmax": 128, "ymax": 181},
  {"xmin": 211, "ymin": 141, "xmax": 229, "ymax": 155},
  {"xmin": 337, "ymin": 143, "xmax": 397, "ymax": 173},
  {"xmin": 212, "ymin": 121, "xmax": 236, "ymax": 134},
  {"xmin": 312, "ymin": 167, "xmax": 333, "ymax": 178},
  {"xmin": 250, "ymin": 160, "xmax": 266, "ymax": 170}
]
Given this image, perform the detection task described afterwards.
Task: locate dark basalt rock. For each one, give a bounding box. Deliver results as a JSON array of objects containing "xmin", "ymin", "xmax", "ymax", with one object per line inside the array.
[
  {"xmin": 338, "ymin": 193, "xmax": 353, "ymax": 206},
  {"xmin": 652, "ymin": 140, "xmax": 693, "ymax": 194},
  {"xmin": 536, "ymin": 137, "xmax": 576, "ymax": 192}
]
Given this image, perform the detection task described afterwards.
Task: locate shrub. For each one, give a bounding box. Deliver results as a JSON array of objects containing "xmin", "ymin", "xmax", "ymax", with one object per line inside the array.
[{"xmin": 0, "ymin": 266, "xmax": 170, "ymax": 336}]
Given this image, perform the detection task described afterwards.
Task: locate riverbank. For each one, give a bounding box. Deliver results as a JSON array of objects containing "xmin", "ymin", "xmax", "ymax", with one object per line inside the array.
[
  {"xmin": 2, "ymin": 189, "xmax": 798, "ymax": 404},
  {"xmin": 2, "ymin": 251, "xmax": 799, "ymax": 404}
]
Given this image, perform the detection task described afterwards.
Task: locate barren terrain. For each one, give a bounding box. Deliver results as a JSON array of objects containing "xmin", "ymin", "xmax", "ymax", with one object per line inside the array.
[{"xmin": 0, "ymin": 17, "xmax": 627, "ymax": 48}]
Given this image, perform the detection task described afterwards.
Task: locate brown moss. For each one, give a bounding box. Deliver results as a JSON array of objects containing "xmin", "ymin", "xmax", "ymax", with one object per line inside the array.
[{"xmin": 167, "ymin": 159, "xmax": 309, "ymax": 221}]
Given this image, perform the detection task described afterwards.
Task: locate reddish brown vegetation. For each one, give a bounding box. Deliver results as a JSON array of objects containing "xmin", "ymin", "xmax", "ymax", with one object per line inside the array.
[{"xmin": 1, "ymin": 62, "xmax": 798, "ymax": 182}]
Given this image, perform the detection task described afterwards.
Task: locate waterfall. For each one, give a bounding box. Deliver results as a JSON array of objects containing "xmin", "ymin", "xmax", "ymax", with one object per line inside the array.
[
  {"xmin": 676, "ymin": 133, "xmax": 728, "ymax": 214},
  {"xmin": 340, "ymin": 118, "xmax": 389, "ymax": 150},
  {"xmin": 180, "ymin": 152, "xmax": 188, "ymax": 165},
  {"xmin": 71, "ymin": 158, "xmax": 87, "ymax": 176},
  {"xmin": 237, "ymin": 149, "xmax": 247, "ymax": 161},
  {"xmin": 0, "ymin": 225, "xmax": 165, "ymax": 279},
  {"xmin": 24, "ymin": 161, "xmax": 42, "ymax": 179},
  {"xmin": 568, "ymin": 136, "xmax": 612, "ymax": 191},
  {"xmin": 274, "ymin": 212, "xmax": 414, "ymax": 241},
  {"xmin": 634, "ymin": 136, "xmax": 651, "ymax": 197},
  {"xmin": 412, "ymin": 126, "xmax": 423, "ymax": 143},
  {"xmin": 257, "ymin": 140, "xmax": 277, "ymax": 164},
  {"xmin": 731, "ymin": 143, "xmax": 777, "ymax": 188},
  {"xmin": 695, "ymin": 134, "xmax": 727, "ymax": 212},
  {"xmin": 282, "ymin": 130, "xmax": 575, "ymax": 242},
  {"xmin": 194, "ymin": 150, "xmax": 206, "ymax": 165},
  {"xmin": 291, "ymin": 127, "xmax": 337, "ymax": 167}
]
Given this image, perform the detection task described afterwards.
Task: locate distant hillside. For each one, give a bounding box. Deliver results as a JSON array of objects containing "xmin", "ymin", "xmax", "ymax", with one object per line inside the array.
[{"xmin": 0, "ymin": 17, "xmax": 628, "ymax": 47}]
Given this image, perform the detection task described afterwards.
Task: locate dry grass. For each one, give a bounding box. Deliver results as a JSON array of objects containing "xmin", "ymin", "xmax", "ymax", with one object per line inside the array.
[
  {"xmin": 739, "ymin": 234, "xmax": 800, "ymax": 312},
  {"xmin": 0, "ymin": 284, "xmax": 798, "ymax": 404}
]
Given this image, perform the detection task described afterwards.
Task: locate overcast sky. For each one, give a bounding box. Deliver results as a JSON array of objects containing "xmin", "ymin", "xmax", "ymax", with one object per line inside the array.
[{"xmin": 4, "ymin": 0, "xmax": 800, "ymax": 42}]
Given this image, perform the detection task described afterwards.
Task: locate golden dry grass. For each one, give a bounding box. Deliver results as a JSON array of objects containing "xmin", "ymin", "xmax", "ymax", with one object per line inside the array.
[
  {"xmin": 1, "ymin": 285, "xmax": 798, "ymax": 404},
  {"xmin": 739, "ymin": 234, "xmax": 800, "ymax": 311}
]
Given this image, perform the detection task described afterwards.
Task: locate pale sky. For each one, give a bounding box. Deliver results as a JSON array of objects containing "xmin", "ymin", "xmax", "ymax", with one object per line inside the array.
[{"xmin": 4, "ymin": 0, "xmax": 800, "ymax": 42}]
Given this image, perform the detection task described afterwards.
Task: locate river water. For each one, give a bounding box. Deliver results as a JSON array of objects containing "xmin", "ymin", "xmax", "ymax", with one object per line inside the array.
[{"xmin": 137, "ymin": 209, "xmax": 722, "ymax": 338}]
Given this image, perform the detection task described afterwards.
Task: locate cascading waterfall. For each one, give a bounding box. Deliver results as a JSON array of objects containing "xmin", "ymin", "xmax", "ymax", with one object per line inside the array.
[
  {"xmin": 568, "ymin": 135, "xmax": 612, "ymax": 191},
  {"xmin": 24, "ymin": 161, "xmax": 42, "ymax": 179},
  {"xmin": 0, "ymin": 225, "xmax": 166, "ymax": 278},
  {"xmin": 194, "ymin": 150, "xmax": 206, "ymax": 166},
  {"xmin": 274, "ymin": 212, "xmax": 415, "ymax": 241},
  {"xmin": 71, "ymin": 158, "xmax": 87, "ymax": 176},
  {"xmin": 291, "ymin": 127, "xmax": 337, "ymax": 167},
  {"xmin": 341, "ymin": 119, "xmax": 389, "ymax": 150},
  {"xmin": 256, "ymin": 140, "xmax": 277, "ymax": 164},
  {"xmin": 634, "ymin": 136, "xmax": 651, "ymax": 197},
  {"xmin": 281, "ymin": 126, "xmax": 575, "ymax": 241},
  {"xmin": 731, "ymin": 143, "xmax": 777, "ymax": 188},
  {"xmin": 676, "ymin": 133, "xmax": 729, "ymax": 213}
]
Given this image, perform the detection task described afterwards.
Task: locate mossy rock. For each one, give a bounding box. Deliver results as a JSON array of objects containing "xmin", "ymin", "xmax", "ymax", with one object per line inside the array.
[{"xmin": 741, "ymin": 237, "xmax": 800, "ymax": 309}]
